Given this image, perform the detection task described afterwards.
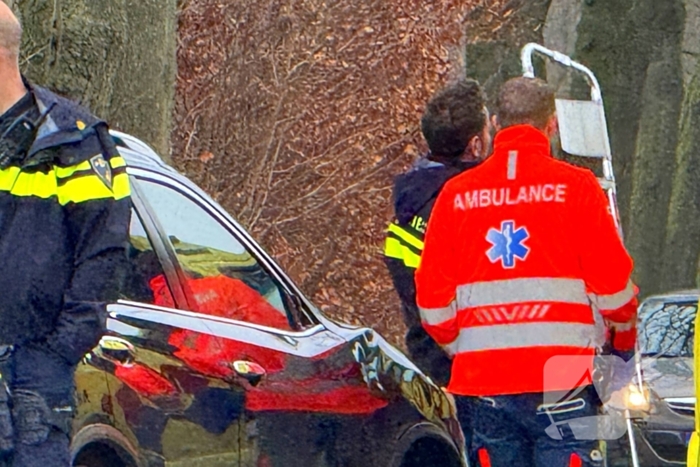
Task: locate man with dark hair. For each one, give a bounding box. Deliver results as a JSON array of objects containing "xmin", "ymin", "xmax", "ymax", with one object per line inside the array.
[
  {"xmin": 0, "ymin": 2, "xmax": 131, "ymax": 465},
  {"xmin": 415, "ymin": 76, "xmax": 638, "ymax": 467},
  {"xmin": 384, "ymin": 78, "xmax": 491, "ymax": 388},
  {"xmin": 384, "ymin": 78, "xmax": 491, "ymax": 465}
]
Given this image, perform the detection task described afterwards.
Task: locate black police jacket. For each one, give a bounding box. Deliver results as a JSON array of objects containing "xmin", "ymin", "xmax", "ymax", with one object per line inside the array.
[
  {"xmin": 383, "ymin": 157, "xmax": 478, "ymax": 385},
  {"xmin": 0, "ymin": 82, "xmax": 131, "ymax": 366}
]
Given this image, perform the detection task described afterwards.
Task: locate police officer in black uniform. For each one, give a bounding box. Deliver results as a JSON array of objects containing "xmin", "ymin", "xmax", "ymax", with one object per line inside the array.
[
  {"xmin": 383, "ymin": 78, "xmax": 491, "ymax": 465},
  {"xmin": 384, "ymin": 78, "xmax": 492, "ymax": 386},
  {"xmin": 0, "ymin": 3, "xmax": 131, "ymax": 465}
]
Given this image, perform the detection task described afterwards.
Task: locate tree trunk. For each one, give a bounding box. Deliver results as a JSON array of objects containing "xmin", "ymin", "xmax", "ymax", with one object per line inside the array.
[
  {"xmin": 464, "ymin": 0, "xmax": 553, "ymax": 108},
  {"xmin": 466, "ymin": 0, "xmax": 700, "ymax": 298},
  {"xmin": 12, "ymin": 0, "xmax": 177, "ymax": 158},
  {"xmin": 573, "ymin": 0, "xmax": 688, "ymax": 296}
]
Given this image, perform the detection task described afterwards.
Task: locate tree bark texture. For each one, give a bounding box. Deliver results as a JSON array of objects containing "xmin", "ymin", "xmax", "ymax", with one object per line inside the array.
[
  {"xmin": 465, "ymin": 0, "xmax": 699, "ymax": 298},
  {"xmin": 12, "ymin": 0, "xmax": 177, "ymax": 158}
]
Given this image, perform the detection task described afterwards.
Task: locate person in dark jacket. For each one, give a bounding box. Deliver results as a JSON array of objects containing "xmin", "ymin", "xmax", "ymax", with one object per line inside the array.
[
  {"xmin": 383, "ymin": 78, "xmax": 491, "ymax": 466},
  {"xmin": 384, "ymin": 78, "xmax": 492, "ymax": 387},
  {"xmin": 0, "ymin": 4, "xmax": 131, "ymax": 466}
]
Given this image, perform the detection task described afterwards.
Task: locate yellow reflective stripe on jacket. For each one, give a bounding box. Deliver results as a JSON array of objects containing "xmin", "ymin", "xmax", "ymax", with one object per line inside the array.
[
  {"xmin": 57, "ymin": 175, "xmax": 114, "ymax": 204},
  {"xmin": 11, "ymin": 170, "xmax": 57, "ymax": 199},
  {"xmin": 383, "ymin": 236, "xmax": 403, "ymax": 260},
  {"xmin": 54, "ymin": 160, "xmax": 91, "ymax": 179},
  {"xmin": 384, "ymin": 236, "xmax": 421, "ymax": 268},
  {"xmin": 58, "ymin": 171, "xmax": 131, "ymax": 204},
  {"xmin": 0, "ymin": 155, "xmax": 131, "ymax": 204},
  {"xmin": 54, "ymin": 156, "xmax": 128, "ymax": 179},
  {"xmin": 0, "ymin": 167, "xmax": 21, "ymax": 192},
  {"xmin": 56, "ymin": 154, "xmax": 131, "ymax": 203},
  {"xmin": 109, "ymin": 156, "xmax": 127, "ymax": 169},
  {"xmin": 387, "ymin": 223, "xmax": 424, "ymax": 250},
  {"xmin": 111, "ymin": 172, "xmax": 130, "ymax": 200}
]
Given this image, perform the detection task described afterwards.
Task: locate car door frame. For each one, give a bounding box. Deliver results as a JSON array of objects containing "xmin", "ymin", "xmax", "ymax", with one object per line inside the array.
[
  {"xmin": 87, "ymin": 167, "xmax": 351, "ymax": 466},
  {"xmin": 128, "ymin": 179, "xmax": 190, "ymax": 309},
  {"xmin": 114, "ymin": 165, "xmax": 355, "ymax": 366},
  {"xmin": 126, "ymin": 166, "xmax": 320, "ymax": 330}
]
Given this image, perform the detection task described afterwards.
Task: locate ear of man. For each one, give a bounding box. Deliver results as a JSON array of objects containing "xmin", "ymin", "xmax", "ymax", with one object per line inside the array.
[
  {"xmin": 467, "ymin": 134, "xmax": 483, "ymax": 160},
  {"xmin": 491, "ymin": 114, "xmax": 501, "ymax": 132},
  {"xmin": 544, "ymin": 115, "xmax": 559, "ymax": 139}
]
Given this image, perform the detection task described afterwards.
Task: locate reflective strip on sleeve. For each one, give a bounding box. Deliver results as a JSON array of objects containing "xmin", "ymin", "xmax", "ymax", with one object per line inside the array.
[
  {"xmin": 387, "ymin": 223, "xmax": 424, "ymax": 251},
  {"xmin": 384, "ymin": 229, "xmax": 420, "ymax": 269},
  {"xmin": 384, "ymin": 237, "xmax": 421, "ymax": 268},
  {"xmin": 55, "ymin": 160, "xmax": 92, "ymax": 179},
  {"xmin": 56, "ymin": 155, "xmax": 131, "ymax": 204},
  {"xmin": 55, "ymin": 171, "xmax": 130, "ymax": 203},
  {"xmin": 55, "ymin": 156, "xmax": 128, "ymax": 179},
  {"xmin": 609, "ymin": 318, "xmax": 635, "ymax": 332},
  {"xmin": 0, "ymin": 156, "xmax": 131, "ymax": 203},
  {"xmin": 589, "ymin": 280, "xmax": 635, "ymax": 311},
  {"xmin": 443, "ymin": 338, "xmax": 459, "ymax": 357},
  {"xmin": 456, "ymin": 277, "xmax": 590, "ymax": 308},
  {"xmin": 451, "ymin": 322, "xmax": 602, "ymax": 353},
  {"xmin": 419, "ymin": 300, "xmax": 457, "ymax": 326},
  {"xmin": 58, "ymin": 175, "xmax": 114, "ymax": 204},
  {"xmin": 383, "ymin": 236, "xmax": 404, "ymax": 259},
  {"xmin": 109, "ymin": 156, "xmax": 127, "ymax": 169},
  {"xmin": 111, "ymin": 172, "xmax": 131, "ymax": 200}
]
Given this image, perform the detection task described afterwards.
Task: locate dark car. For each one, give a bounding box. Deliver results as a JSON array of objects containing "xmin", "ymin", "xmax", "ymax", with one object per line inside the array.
[
  {"xmin": 607, "ymin": 290, "xmax": 697, "ymax": 466},
  {"xmin": 69, "ymin": 132, "xmax": 467, "ymax": 467}
]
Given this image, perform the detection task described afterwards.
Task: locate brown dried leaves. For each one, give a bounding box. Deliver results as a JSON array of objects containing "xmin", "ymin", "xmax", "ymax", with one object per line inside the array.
[{"xmin": 174, "ymin": 0, "xmax": 484, "ymax": 347}]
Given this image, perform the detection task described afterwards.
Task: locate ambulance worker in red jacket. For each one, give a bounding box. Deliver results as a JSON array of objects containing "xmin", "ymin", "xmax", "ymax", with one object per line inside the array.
[{"xmin": 416, "ymin": 77, "xmax": 638, "ymax": 467}]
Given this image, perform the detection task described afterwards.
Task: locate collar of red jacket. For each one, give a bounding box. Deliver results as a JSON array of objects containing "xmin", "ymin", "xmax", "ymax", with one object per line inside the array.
[{"xmin": 492, "ymin": 124, "xmax": 551, "ymax": 158}]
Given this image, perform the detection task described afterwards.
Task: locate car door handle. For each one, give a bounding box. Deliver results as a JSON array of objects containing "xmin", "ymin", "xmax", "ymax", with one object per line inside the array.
[
  {"xmin": 97, "ymin": 336, "xmax": 136, "ymax": 366},
  {"xmin": 232, "ymin": 360, "xmax": 266, "ymax": 387}
]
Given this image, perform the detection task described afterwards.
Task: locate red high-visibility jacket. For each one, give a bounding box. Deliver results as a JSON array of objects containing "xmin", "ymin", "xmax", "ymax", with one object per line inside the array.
[{"xmin": 415, "ymin": 125, "xmax": 638, "ymax": 397}]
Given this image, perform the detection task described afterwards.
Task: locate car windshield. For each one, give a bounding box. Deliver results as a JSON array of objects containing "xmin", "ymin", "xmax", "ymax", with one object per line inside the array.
[{"xmin": 638, "ymin": 298, "xmax": 697, "ymax": 358}]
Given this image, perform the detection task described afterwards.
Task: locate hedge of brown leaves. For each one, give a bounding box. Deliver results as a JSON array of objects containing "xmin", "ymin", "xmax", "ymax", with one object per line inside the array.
[{"xmin": 173, "ymin": 0, "xmax": 511, "ymax": 346}]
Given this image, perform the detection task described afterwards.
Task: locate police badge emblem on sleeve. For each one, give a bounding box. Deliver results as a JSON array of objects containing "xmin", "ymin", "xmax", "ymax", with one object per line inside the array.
[{"xmin": 90, "ymin": 155, "xmax": 113, "ymax": 190}]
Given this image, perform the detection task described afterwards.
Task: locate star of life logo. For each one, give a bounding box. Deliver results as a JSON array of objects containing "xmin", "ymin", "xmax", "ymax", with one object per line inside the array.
[{"xmin": 486, "ymin": 220, "xmax": 530, "ymax": 268}]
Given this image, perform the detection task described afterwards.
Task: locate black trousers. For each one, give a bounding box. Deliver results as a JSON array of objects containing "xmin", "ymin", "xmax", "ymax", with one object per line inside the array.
[
  {"xmin": 457, "ymin": 387, "xmax": 605, "ymax": 467},
  {"xmin": 405, "ymin": 325, "xmax": 452, "ymax": 388},
  {"xmin": 0, "ymin": 345, "xmax": 74, "ymax": 467}
]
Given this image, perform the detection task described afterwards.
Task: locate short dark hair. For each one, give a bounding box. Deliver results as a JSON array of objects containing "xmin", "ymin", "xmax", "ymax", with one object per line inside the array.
[
  {"xmin": 420, "ymin": 78, "xmax": 487, "ymax": 159},
  {"xmin": 496, "ymin": 77, "xmax": 555, "ymax": 130}
]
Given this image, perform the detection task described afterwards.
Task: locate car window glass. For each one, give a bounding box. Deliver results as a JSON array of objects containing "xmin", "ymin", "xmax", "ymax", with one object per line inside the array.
[
  {"xmin": 638, "ymin": 299, "xmax": 696, "ymax": 357},
  {"xmin": 121, "ymin": 209, "xmax": 175, "ymax": 306},
  {"xmin": 136, "ymin": 179, "xmax": 292, "ymax": 331}
]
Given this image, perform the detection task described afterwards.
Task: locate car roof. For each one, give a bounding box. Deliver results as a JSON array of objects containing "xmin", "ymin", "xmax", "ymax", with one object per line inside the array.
[
  {"xmin": 110, "ymin": 130, "xmax": 179, "ymax": 176},
  {"xmin": 642, "ymin": 289, "xmax": 699, "ymax": 304}
]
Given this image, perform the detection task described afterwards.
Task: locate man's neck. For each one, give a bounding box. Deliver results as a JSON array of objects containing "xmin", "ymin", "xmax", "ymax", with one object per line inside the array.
[{"xmin": 0, "ymin": 61, "xmax": 28, "ymax": 116}]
